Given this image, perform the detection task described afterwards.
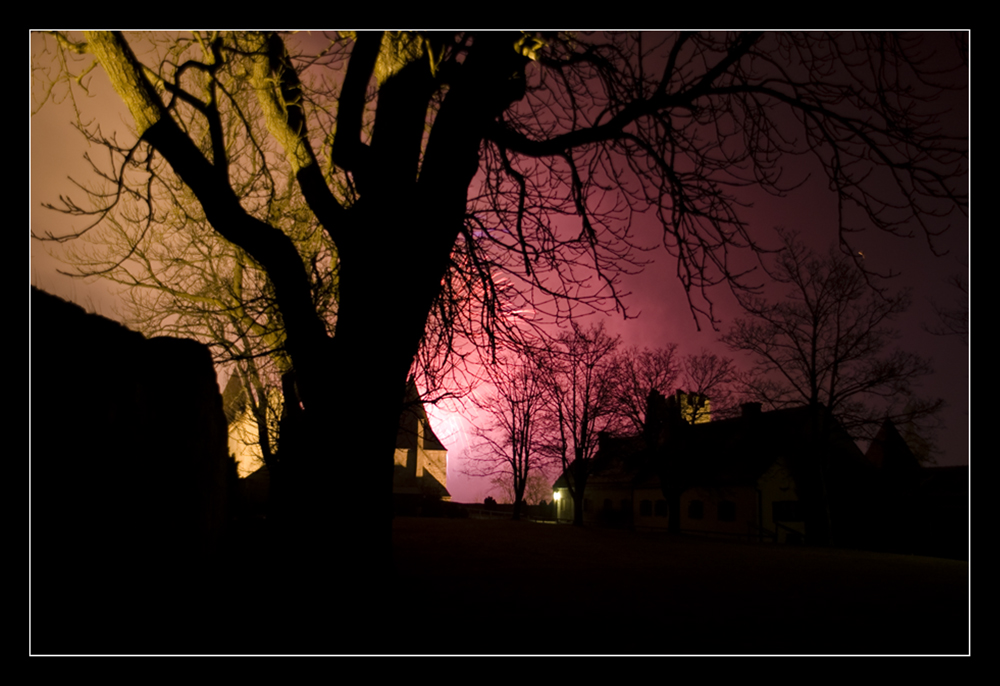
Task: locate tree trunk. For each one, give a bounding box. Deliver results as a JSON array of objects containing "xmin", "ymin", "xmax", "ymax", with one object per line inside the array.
[
  {"xmin": 264, "ymin": 370, "xmax": 402, "ymax": 651},
  {"xmin": 81, "ymin": 33, "xmax": 533, "ymax": 650}
]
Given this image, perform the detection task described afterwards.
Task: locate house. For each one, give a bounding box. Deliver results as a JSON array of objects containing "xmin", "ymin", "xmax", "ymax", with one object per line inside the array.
[
  {"xmin": 224, "ymin": 375, "xmax": 450, "ymax": 512},
  {"xmin": 864, "ymin": 418, "xmax": 968, "ymax": 559},
  {"xmin": 393, "ymin": 381, "xmax": 451, "ymax": 507},
  {"xmin": 554, "ymin": 391, "xmax": 872, "ymax": 545}
]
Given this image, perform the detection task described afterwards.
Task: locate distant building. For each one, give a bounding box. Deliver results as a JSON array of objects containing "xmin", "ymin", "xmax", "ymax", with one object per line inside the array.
[
  {"xmin": 864, "ymin": 418, "xmax": 968, "ymax": 559},
  {"xmin": 554, "ymin": 393, "xmax": 872, "ymax": 546},
  {"xmin": 394, "ymin": 382, "xmax": 451, "ymax": 507}
]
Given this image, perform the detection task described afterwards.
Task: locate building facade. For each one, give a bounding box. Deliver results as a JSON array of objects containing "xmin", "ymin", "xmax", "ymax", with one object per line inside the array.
[{"xmin": 555, "ymin": 393, "xmax": 870, "ymax": 545}]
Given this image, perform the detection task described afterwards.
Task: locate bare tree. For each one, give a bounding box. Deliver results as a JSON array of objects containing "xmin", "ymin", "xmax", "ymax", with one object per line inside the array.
[
  {"xmin": 678, "ymin": 350, "xmax": 741, "ymax": 423},
  {"xmin": 614, "ymin": 344, "xmax": 681, "ymax": 433},
  {"xmin": 466, "ymin": 351, "xmax": 553, "ymax": 521},
  {"xmin": 620, "ymin": 352, "xmax": 738, "ymax": 535},
  {"xmin": 546, "ymin": 321, "xmax": 622, "ymax": 525},
  {"xmin": 89, "ymin": 210, "xmax": 326, "ymax": 489},
  {"xmin": 925, "ymin": 260, "xmax": 968, "ymax": 345},
  {"xmin": 614, "ymin": 346, "xmax": 738, "ymax": 429},
  {"xmin": 32, "ymin": 32, "xmax": 966, "ymax": 604},
  {"xmin": 488, "ymin": 472, "xmax": 555, "ymax": 508},
  {"xmin": 722, "ymin": 231, "xmax": 940, "ymax": 440},
  {"xmin": 224, "ymin": 357, "xmax": 282, "ymax": 476}
]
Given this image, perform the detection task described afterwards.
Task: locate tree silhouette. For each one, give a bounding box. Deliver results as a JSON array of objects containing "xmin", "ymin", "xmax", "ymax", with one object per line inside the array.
[
  {"xmin": 76, "ymin": 215, "xmax": 306, "ymax": 476},
  {"xmin": 487, "ymin": 472, "xmax": 555, "ymax": 509},
  {"xmin": 723, "ymin": 231, "xmax": 940, "ymax": 441},
  {"xmin": 679, "ymin": 350, "xmax": 741, "ymax": 422},
  {"xmin": 466, "ymin": 351, "xmax": 553, "ymax": 521},
  {"xmin": 33, "ymin": 32, "xmax": 966, "ymax": 604},
  {"xmin": 614, "ymin": 344, "xmax": 681, "ymax": 433},
  {"xmin": 546, "ymin": 321, "xmax": 622, "ymax": 526},
  {"xmin": 925, "ymin": 260, "xmax": 968, "ymax": 345}
]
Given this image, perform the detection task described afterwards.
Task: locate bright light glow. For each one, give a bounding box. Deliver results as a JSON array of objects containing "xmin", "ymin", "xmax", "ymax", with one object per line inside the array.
[{"xmin": 553, "ymin": 490, "xmax": 561, "ymax": 501}]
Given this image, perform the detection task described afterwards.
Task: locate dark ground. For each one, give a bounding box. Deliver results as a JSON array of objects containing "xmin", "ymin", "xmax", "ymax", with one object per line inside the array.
[
  {"xmin": 32, "ymin": 517, "xmax": 969, "ymax": 655},
  {"xmin": 390, "ymin": 517, "xmax": 968, "ymax": 655}
]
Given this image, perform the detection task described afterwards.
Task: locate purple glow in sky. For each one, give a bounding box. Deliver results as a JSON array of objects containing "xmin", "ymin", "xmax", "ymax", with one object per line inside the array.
[{"xmin": 30, "ymin": 32, "xmax": 969, "ymax": 505}]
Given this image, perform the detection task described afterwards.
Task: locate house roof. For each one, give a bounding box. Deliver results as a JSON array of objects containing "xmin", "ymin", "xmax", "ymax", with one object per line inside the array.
[
  {"xmin": 558, "ymin": 404, "xmax": 868, "ymax": 492},
  {"xmin": 677, "ymin": 405, "xmax": 865, "ymax": 484},
  {"xmin": 865, "ymin": 418, "xmax": 921, "ymax": 474},
  {"xmin": 397, "ymin": 379, "xmax": 448, "ymax": 452}
]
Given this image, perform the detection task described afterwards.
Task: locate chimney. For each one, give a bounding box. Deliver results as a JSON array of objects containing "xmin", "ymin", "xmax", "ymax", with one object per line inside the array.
[{"xmin": 643, "ymin": 389, "xmax": 675, "ymax": 445}]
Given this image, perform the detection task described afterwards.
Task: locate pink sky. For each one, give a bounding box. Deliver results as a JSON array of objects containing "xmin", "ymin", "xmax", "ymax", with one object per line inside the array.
[{"xmin": 30, "ymin": 33, "xmax": 969, "ymax": 504}]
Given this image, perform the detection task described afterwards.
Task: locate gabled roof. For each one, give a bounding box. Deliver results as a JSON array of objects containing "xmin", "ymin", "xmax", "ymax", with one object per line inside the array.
[
  {"xmin": 560, "ymin": 404, "xmax": 867, "ymax": 491},
  {"xmin": 865, "ymin": 418, "xmax": 921, "ymax": 474},
  {"xmin": 397, "ymin": 378, "xmax": 448, "ymax": 452},
  {"xmin": 674, "ymin": 405, "xmax": 865, "ymax": 485}
]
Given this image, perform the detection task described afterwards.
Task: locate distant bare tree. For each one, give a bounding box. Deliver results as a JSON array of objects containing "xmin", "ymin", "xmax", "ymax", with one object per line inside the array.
[
  {"xmin": 489, "ymin": 472, "xmax": 555, "ymax": 507},
  {"xmin": 225, "ymin": 357, "xmax": 282, "ymax": 476},
  {"xmin": 546, "ymin": 321, "xmax": 622, "ymax": 526},
  {"xmin": 723, "ymin": 231, "xmax": 940, "ymax": 440},
  {"xmin": 925, "ymin": 261, "xmax": 968, "ymax": 345},
  {"xmin": 615, "ymin": 344, "xmax": 681, "ymax": 433},
  {"xmin": 467, "ymin": 351, "xmax": 553, "ymax": 520},
  {"xmin": 678, "ymin": 350, "xmax": 741, "ymax": 423}
]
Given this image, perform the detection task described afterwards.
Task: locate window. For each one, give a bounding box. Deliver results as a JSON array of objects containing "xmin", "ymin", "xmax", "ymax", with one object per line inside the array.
[
  {"xmin": 718, "ymin": 500, "xmax": 736, "ymax": 522},
  {"xmin": 688, "ymin": 500, "xmax": 704, "ymax": 520}
]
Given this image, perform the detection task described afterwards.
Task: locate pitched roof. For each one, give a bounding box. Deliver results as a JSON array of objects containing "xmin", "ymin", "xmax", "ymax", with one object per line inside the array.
[
  {"xmin": 865, "ymin": 418, "xmax": 921, "ymax": 473},
  {"xmin": 561, "ymin": 404, "xmax": 867, "ymax": 490},
  {"xmin": 398, "ymin": 379, "xmax": 447, "ymax": 451}
]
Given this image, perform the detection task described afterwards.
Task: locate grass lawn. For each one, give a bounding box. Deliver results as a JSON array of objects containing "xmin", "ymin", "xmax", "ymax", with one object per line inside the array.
[
  {"xmin": 31, "ymin": 516, "xmax": 967, "ymax": 655},
  {"xmin": 391, "ymin": 517, "xmax": 969, "ymax": 655}
]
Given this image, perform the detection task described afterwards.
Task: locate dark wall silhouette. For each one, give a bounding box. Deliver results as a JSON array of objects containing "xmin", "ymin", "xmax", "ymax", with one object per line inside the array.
[
  {"xmin": 864, "ymin": 419, "xmax": 968, "ymax": 559},
  {"xmin": 31, "ymin": 287, "xmax": 233, "ymax": 652}
]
